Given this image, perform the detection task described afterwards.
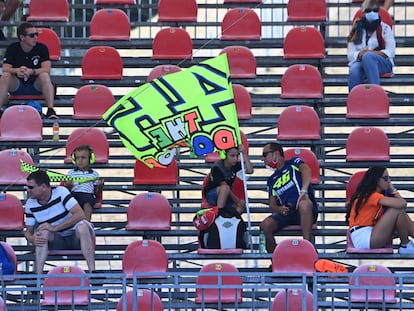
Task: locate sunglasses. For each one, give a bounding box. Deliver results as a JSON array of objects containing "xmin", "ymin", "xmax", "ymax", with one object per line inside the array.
[
  {"xmin": 364, "ymin": 7, "xmax": 379, "ymax": 13},
  {"xmin": 381, "ymin": 175, "xmax": 391, "ymax": 181},
  {"xmin": 25, "ymin": 185, "xmax": 36, "ymax": 189},
  {"xmin": 25, "ymin": 32, "xmax": 39, "ymax": 38},
  {"xmin": 262, "ymin": 150, "xmax": 274, "ymax": 157}
]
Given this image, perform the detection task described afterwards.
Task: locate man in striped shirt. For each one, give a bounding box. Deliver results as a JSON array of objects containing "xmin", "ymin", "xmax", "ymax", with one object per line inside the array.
[{"xmin": 24, "ymin": 170, "xmax": 95, "ymax": 274}]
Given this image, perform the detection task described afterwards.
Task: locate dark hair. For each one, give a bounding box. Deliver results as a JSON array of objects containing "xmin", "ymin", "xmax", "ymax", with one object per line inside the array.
[
  {"xmin": 265, "ymin": 142, "xmax": 284, "ymax": 157},
  {"xmin": 74, "ymin": 144, "xmax": 93, "ymax": 156},
  {"xmin": 27, "ymin": 170, "xmax": 50, "ymax": 187},
  {"xmin": 345, "ymin": 166, "xmax": 386, "ymax": 225},
  {"xmin": 17, "ymin": 22, "xmax": 35, "ymax": 40}
]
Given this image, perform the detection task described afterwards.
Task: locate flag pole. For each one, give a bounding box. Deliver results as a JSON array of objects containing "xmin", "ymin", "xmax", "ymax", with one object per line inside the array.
[{"xmin": 239, "ymin": 152, "xmax": 253, "ymax": 252}]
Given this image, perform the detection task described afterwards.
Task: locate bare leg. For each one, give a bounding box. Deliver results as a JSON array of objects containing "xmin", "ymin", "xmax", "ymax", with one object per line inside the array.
[
  {"xmin": 383, "ymin": 0, "xmax": 393, "ymax": 11},
  {"xmin": 76, "ymin": 222, "xmax": 95, "ymax": 272},
  {"xmin": 35, "ymin": 230, "xmax": 50, "ymax": 274},
  {"xmin": 82, "ymin": 203, "xmax": 93, "ymax": 222},
  {"xmin": 298, "ymin": 199, "xmax": 313, "ymax": 241},
  {"xmin": 370, "ymin": 208, "xmax": 406, "ymax": 248},
  {"xmin": 0, "ymin": 0, "xmax": 20, "ymax": 21},
  {"xmin": 260, "ymin": 216, "xmax": 278, "ymax": 253},
  {"xmin": 34, "ymin": 73, "xmax": 54, "ymax": 109},
  {"xmin": 0, "ymin": 72, "xmax": 19, "ymax": 110},
  {"xmin": 216, "ymin": 184, "xmax": 231, "ymax": 209}
]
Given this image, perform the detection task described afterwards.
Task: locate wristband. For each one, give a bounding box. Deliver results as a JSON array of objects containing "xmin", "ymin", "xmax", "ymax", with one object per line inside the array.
[
  {"xmin": 391, "ymin": 189, "xmax": 398, "ymax": 195},
  {"xmin": 300, "ymin": 189, "xmax": 308, "ymax": 193}
]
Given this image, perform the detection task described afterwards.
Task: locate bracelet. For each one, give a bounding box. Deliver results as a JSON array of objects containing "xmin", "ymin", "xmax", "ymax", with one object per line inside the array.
[
  {"xmin": 300, "ymin": 189, "xmax": 308, "ymax": 193},
  {"xmin": 391, "ymin": 189, "xmax": 398, "ymax": 195}
]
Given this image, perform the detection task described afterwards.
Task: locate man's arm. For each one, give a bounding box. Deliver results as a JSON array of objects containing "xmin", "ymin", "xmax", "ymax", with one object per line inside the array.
[
  {"xmin": 299, "ymin": 162, "xmax": 312, "ymax": 193},
  {"xmin": 37, "ymin": 204, "xmax": 86, "ymax": 233},
  {"xmin": 269, "ymin": 195, "xmax": 288, "ymax": 215},
  {"xmin": 34, "ymin": 59, "xmax": 51, "ymax": 75}
]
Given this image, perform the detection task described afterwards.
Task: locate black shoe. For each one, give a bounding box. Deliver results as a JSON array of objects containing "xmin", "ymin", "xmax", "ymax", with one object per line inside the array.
[
  {"xmin": 46, "ymin": 108, "xmax": 58, "ymax": 119},
  {"xmin": 0, "ymin": 30, "xmax": 7, "ymax": 41}
]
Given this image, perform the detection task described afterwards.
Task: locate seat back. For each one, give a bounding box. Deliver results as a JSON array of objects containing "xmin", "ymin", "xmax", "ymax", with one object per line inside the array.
[
  {"xmin": 272, "ymin": 239, "xmax": 318, "ymax": 276},
  {"xmin": 116, "ymin": 289, "xmax": 163, "ymax": 311},
  {"xmin": 42, "ymin": 266, "xmax": 90, "ymax": 305},
  {"xmin": 27, "ymin": 0, "xmax": 69, "ymax": 21},
  {"xmin": 195, "ymin": 262, "xmax": 243, "ymax": 303},
  {"xmin": 287, "ymin": 0, "xmax": 326, "ymax": 21},
  {"xmin": 345, "ymin": 170, "xmax": 366, "ymax": 206},
  {"xmin": 0, "ymin": 241, "xmax": 18, "ymax": 275},
  {"xmin": 219, "ymin": 46, "xmax": 256, "ymax": 78},
  {"xmin": 346, "ymin": 127, "xmax": 390, "ymax": 161},
  {"xmin": 352, "ymin": 7, "xmax": 393, "ymax": 28},
  {"xmin": 0, "ymin": 149, "xmax": 34, "ymax": 185},
  {"xmin": 0, "ymin": 105, "xmax": 42, "ymax": 141},
  {"xmin": 284, "ymin": 148, "xmax": 320, "ymax": 184},
  {"xmin": 64, "ymin": 128, "xmax": 109, "ymax": 163},
  {"xmin": 284, "ymin": 26, "xmax": 325, "ymax": 59},
  {"xmin": 224, "ymin": 0, "xmax": 262, "ymax": 3},
  {"xmin": 0, "ymin": 193, "xmax": 24, "ymax": 230},
  {"xmin": 37, "ymin": 28, "xmax": 61, "ymax": 60},
  {"xmin": 205, "ymin": 130, "xmax": 249, "ymax": 162},
  {"xmin": 221, "ymin": 8, "xmax": 261, "ymax": 40},
  {"xmin": 81, "ymin": 46, "xmax": 123, "ymax": 80},
  {"xmin": 126, "ymin": 192, "xmax": 172, "ymax": 230},
  {"xmin": 349, "ymin": 264, "xmax": 396, "ymax": 303},
  {"xmin": 0, "ymin": 296, "xmax": 4, "ymax": 311},
  {"xmin": 133, "ymin": 159, "xmax": 178, "ymax": 185},
  {"xmin": 89, "ymin": 8, "xmax": 130, "ymax": 41},
  {"xmin": 95, "ymin": 0, "xmax": 135, "ymax": 3},
  {"xmin": 122, "ymin": 240, "xmax": 168, "ymax": 278},
  {"xmin": 157, "ymin": 0, "xmax": 197, "ymax": 23},
  {"xmin": 281, "ymin": 64, "xmax": 323, "ymax": 99},
  {"xmin": 271, "ymin": 288, "xmax": 313, "ymax": 311},
  {"xmin": 152, "ymin": 27, "xmax": 193, "ymax": 60},
  {"xmin": 233, "ymin": 84, "xmax": 252, "ymax": 119},
  {"xmin": 346, "ymin": 84, "xmax": 389, "ymax": 118},
  {"xmin": 147, "ymin": 64, "xmax": 182, "ymax": 82},
  {"xmin": 277, "ymin": 106, "xmax": 321, "ymax": 140},
  {"xmin": 73, "ymin": 84, "xmax": 115, "ymax": 119}
]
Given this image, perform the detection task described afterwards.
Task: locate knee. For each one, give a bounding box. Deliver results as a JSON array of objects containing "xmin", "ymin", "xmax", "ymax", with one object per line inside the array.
[
  {"xmin": 0, "ymin": 71, "xmax": 13, "ymax": 83},
  {"xmin": 36, "ymin": 72, "xmax": 52, "ymax": 85},
  {"xmin": 76, "ymin": 222, "xmax": 91, "ymax": 236},
  {"xmin": 260, "ymin": 218, "xmax": 276, "ymax": 233}
]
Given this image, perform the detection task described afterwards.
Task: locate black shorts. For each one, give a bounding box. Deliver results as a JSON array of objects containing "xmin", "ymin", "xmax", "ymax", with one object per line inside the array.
[{"xmin": 72, "ymin": 192, "xmax": 96, "ymax": 208}]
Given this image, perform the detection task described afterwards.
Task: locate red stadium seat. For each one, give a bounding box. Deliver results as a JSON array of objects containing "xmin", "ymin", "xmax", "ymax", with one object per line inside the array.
[
  {"xmin": 0, "ymin": 149, "xmax": 34, "ymax": 185},
  {"xmin": 126, "ymin": 192, "xmax": 172, "ymax": 230},
  {"xmin": 224, "ymin": 0, "xmax": 262, "ymax": 3},
  {"xmin": 195, "ymin": 262, "xmax": 243, "ymax": 303},
  {"xmin": 81, "ymin": 46, "xmax": 123, "ymax": 80},
  {"xmin": 345, "ymin": 170, "xmax": 366, "ymax": 206},
  {"xmin": 272, "ymin": 239, "xmax": 318, "ymax": 276},
  {"xmin": 346, "ymin": 127, "xmax": 390, "ymax": 161},
  {"xmin": 346, "ymin": 84, "xmax": 389, "ymax": 118},
  {"xmin": 116, "ymin": 289, "xmax": 163, "ymax": 311},
  {"xmin": 152, "ymin": 27, "xmax": 193, "ymax": 60},
  {"xmin": 73, "ymin": 84, "xmax": 115, "ymax": 120},
  {"xmin": 42, "ymin": 266, "xmax": 90, "ymax": 306},
  {"xmin": 95, "ymin": 0, "xmax": 135, "ymax": 3},
  {"xmin": 64, "ymin": 128, "xmax": 109, "ymax": 163},
  {"xmin": 352, "ymin": 7, "xmax": 392, "ymax": 28},
  {"xmin": 280, "ymin": 64, "xmax": 323, "ymax": 99},
  {"xmin": 37, "ymin": 28, "xmax": 61, "ymax": 60},
  {"xmin": 219, "ymin": 46, "xmax": 256, "ymax": 78},
  {"xmin": 157, "ymin": 0, "xmax": 197, "ymax": 23},
  {"xmin": 0, "ymin": 193, "xmax": 24, "ymax": 230},
  {"xmin": 349, "ymin": 264, "xmax": 396, "ymax": 303},
  {"xmin": 147, "ymin": 64, "xmax": 182, "ymax": 82},
  {"xmin": 284, "ymin": 148, "xmax": 320, "ymax": 184},
  {"xmin": 277, "ymin": 106, "xmax": 321, "ymax": 140},
  {"xmin": 122, "ymin": 240, "xmax": 168, "ymax": 278},
  {"xmin": 133, "ymin": 159, "xmax": 178, "ymax": 185},
  {"xmin": 27, "ymin": 0, "xmax": 69, "ymax": 22},
  {"xmin": 287, "ymin": 0, "xmax": 326, "ymax": 22},
  {"xmin": 0, "ymin": 105, "xmax": 42, "ymax": 141},
  {"xmin": 271, "ymin": 289, "xmax": 313, "ymax": 311},
  {"xmin": 284, "ymin": 26, "xmax": 325, "ymax": 59},
  {"xmin": 221, "ymin": 8, "xmax": 261, "ymax": 40},
  {"xmin": 0, "ymin": 241, "xmax": 18, "ymax": 277},
  {"xmin": 233, "ymin": 84, "xmax": 252, "ymax": 119},
  {"xmin": 89, "ymin": 8, "xmax": 130, "ymax": 41}
]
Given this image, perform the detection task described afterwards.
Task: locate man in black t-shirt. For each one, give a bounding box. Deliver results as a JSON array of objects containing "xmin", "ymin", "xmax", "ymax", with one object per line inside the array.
[{"xmin": 0, "ymin": 22, "xmax": 57, "ymax": 118}]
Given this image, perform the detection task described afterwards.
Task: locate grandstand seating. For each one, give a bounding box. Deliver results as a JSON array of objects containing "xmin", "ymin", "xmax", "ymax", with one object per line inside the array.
[
  {"xmin": 220, "ymin": 8, "xmax": 261, "ymax": 40},
  {"xmin": 37, "ymin": 28, "xmax": 61, "ymax": 61},
  {"xmin": 126, "ymin": 192, "xmax": 172, "ymax": 230},
  {"xmin": 277, "ymin": 105, "xmax": 321, "ymax": 140},
  {"xmin": 0, "ymin": 105, "xmax": 42, "ymax": 141},
  {"xmin": 280, "ymin": 64, "xmax": 323, "ymax": 99},
  {"xmin": 146, "ymin": 64, "xmax": 182, "ymax": 82},
  {"xmin": 219, "ymin": 46, "xmax": 256, "ymax": 78},
  {"xmin": 81, "ymin": 46, "xmax": 123, "ymax": 80},
  {"xmin": 284, "ymin": 148, "xmax": 320, "ymax": 184},
  {"xmin": 0, "ymin": 241, "xmax": 18, "ymax": 276},
  {"xmin": 346, "ymin": 84, "xmax": 389, "ymax": 118},
  {"xmin": 283, "ymin": 26, "xmax": 325, "ymax": 59},
  {"xmin": 157, "ymin": 0, "xmax": 198, "ymax": 23},
  {"xmin": 89, "ymin": 8, "xmax": 131, "ymax": 41},
  {"xmin": 345, "ymin": 170, "xmax": 366, "ymax": 206},
  {"xmin": 233, "ymin": 84, "xmax": 252, "ymax": 119},
  {"xmin": 95, "ymin": 0, "xmax": 135, "ymax": 3},
  {"xmin": 72, "ymin": 84, "xmax": 115, "ymax": 119},
  {"xmin": 345, "ymin": 127, "xmax": 390, "ymax": 161},
  {"xmin": 116, "ymin": 289, "xmax": 163, "ymax": 311},
  {"xmin": 346, "ymin": 229, "xmax": 393, "ymax": 254},
  {"xmin": 271, "ymin": 288, "xmax": 313, "ymax": 311},
  {"xmin": 0, "ymin": 296, "xmax": 4, "ymax": 311},
  {"xmin": 0, "ymin": 149, "xmax": 33, "ymax": 186},
  {"xmin": 132, "ymin": 159, "xmax": 178, "ymax": 185},
  {"xmin": 0, "ymin": 193, "xmax": 24, "ymax": 230},
  {"xmin": 287, "ymin": 0, "xmax": 326, "ymax": 22},
  {"xmin": 152, "ymin": 27, "xmax": 193, "ymax": 60},
  {"xmin": 27, "ymin": 0, "xmax": 69, "ymax": 22}
]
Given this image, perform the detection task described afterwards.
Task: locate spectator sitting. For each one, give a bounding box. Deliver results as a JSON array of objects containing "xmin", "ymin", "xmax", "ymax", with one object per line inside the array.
[
  {"xmin": 64, "ymin": 145, "xmax": 103, "ymax": 222},
  {"xmin": 347, "ymin": 0, "xmax": 395, "ymax": 91},
  {"xmin": 0, "ymin": 22, "xmax": 57, "ymax": 118},
  {"xmin": 260, "ymin": 142, "xmax": 318, "ymax": 253},
  {"xmin": 24, "ymin": 170, "xmax": 96, "ymax": 274}
]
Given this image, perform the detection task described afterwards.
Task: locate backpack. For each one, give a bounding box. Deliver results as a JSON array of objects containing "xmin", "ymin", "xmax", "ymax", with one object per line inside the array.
[
  {"xmin": 0, "ymin": 243, "xmax": 15, "ymax": 275},
  {"xmin": 314, "ymin": 259, "xmax": 348, "ymax": 276},
  {"xmin": 199, "ymin": 215, "xmax": 248, "ymax": 249}
]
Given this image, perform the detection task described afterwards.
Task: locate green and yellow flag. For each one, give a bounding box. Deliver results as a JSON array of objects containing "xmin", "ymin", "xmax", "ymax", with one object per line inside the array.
[{"xmin": 103, "ymin": 54, "xmax": 241, "ymax": 168}]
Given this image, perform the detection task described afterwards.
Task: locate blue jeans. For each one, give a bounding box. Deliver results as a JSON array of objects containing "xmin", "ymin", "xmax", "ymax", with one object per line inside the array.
[{"xmin": 348, "ymin": 52, "xmax": 393, "ymax": 91}]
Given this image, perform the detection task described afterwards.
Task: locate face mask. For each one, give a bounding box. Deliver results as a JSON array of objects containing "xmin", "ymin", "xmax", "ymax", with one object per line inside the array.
[
  {"xmin": 265, "ymin": 156, "xmax": 279, "ymax": 171},
  {"xmin": 365, "ymin": 12, "xmax": 379, "ymax": 22}
]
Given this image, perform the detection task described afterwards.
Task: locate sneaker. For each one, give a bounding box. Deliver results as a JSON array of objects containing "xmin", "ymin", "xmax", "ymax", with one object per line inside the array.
[
  {"xmin": 398, "ymin": 241, "xmax": 414, "ymax": 254},
  {"xmin": 46, "ymin": 108, "xmax": 58, "ymax": 119}
]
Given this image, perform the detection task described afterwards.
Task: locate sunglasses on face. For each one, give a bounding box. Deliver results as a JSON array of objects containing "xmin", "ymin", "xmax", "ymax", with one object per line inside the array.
[
  {"xmin": 25, "ymin": 185, "xmax": 35, "ymax": 189},
  {"xmin": 364, "ymin": 7, "xmax": 379, "ymax": 13},
  {"xmin": 25, "ymin": 32, "xmax": 39, "ymax": 38},
  {"xmin": 262, "ymin": 150, "xmax": 273, "ymax": 157},
  {"xmin": 382, "ymin": 175, "xmax": 391, "ymax": 181}
]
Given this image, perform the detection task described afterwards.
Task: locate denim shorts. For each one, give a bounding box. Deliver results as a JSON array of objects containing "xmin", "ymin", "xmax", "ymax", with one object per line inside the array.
[{"xmin": 9, "ymin": 80, "xmax": 42, "ymax": 95}]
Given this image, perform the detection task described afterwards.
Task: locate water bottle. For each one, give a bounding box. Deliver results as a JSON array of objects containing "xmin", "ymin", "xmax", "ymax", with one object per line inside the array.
[
  {"xmin": 259, "ymin": 231, "xmax": 267, "ymax": 253},
  {"xmin": 52, "ymin": 119, "xmax": 59, "ymax": 141}
]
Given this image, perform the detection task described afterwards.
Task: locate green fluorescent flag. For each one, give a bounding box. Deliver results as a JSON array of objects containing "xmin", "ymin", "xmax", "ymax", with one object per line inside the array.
[{"xmin": 103, "ymin": 54, "xmax": 241, "ymax": 168}]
